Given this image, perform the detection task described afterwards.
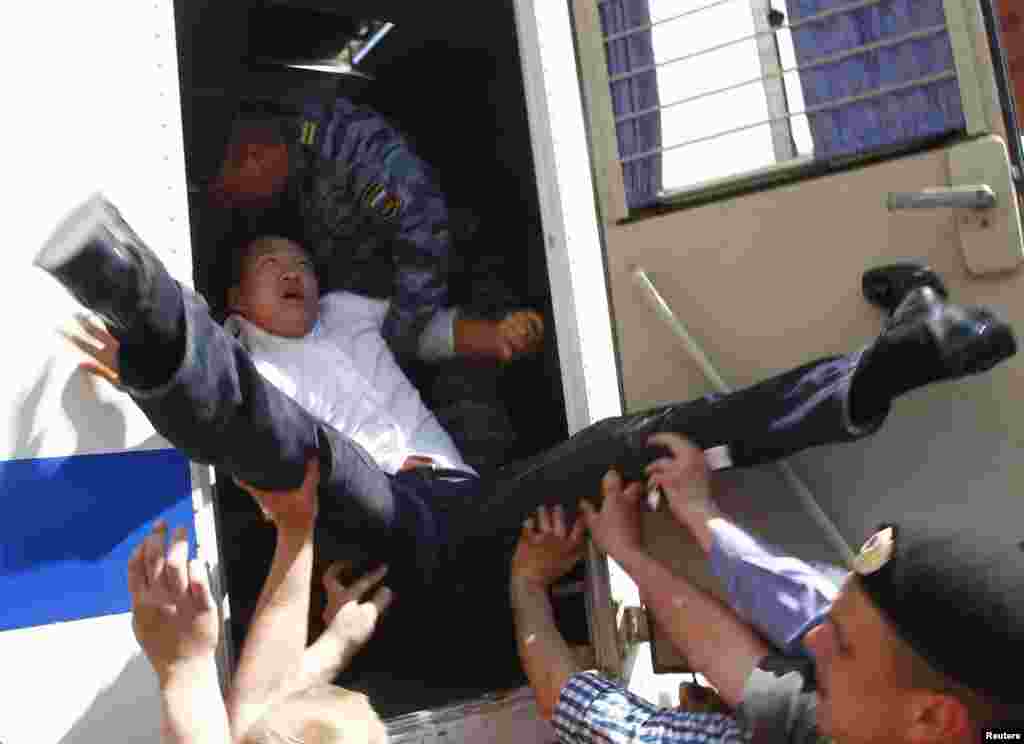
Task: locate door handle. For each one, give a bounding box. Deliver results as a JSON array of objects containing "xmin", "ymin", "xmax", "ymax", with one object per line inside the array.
[{"xmin": 886, "ymin": 185, "xmax": 997, "ymax": 211}]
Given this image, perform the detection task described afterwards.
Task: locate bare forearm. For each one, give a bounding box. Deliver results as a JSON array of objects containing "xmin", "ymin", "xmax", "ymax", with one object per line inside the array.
[
  {"xmin": 510, "ymin": 577, "xmax": 581, "ymax": 720},
  {"xmin": 161, "ymin": 658, "xmax": 231, "ymax": 744},
  {"xmin": 281, "ymin": 632, "xmax": 360, "ymax": 699},
  {"xmin": 670, "ymin": 502, "xmax": 724, "ymax": 556},
  {"xmin": 229, "ymin": 527, "xmax": 314, "ymax": 726},
  {"xmin": 617, "ymin": 547, "xmax": 768, "ymax": 708}
]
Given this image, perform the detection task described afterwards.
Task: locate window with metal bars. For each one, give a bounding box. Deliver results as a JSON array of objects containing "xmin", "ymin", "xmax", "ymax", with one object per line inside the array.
[{"xmin": 598, "ymin": 0, "xmax": 1021, "ymax": 209}]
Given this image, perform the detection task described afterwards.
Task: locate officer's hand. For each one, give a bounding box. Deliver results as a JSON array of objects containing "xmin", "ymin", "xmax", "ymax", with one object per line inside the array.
[
  {"xmin": 453, "ymin": 311, "xmax": 545, "ymax": 363},
  {"xmin": 128, "ymin": 521, "xmax": 219, "ymax": 685},
  {"xmin": 60, "ymin": 312, "xmax": 121, "ymax": 387},
  {"xmin": 497, "ymin": 310, "xmax": 545, "ymax": 361}
]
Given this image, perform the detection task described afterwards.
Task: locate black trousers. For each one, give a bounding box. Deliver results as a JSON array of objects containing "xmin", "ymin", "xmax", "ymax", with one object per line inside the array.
[{"xmin": 123, "ymin": 281, "xmax": 888, "ymax": 596}]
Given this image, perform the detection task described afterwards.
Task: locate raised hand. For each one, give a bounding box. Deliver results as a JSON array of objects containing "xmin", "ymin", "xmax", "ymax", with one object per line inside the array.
[
  {"xmin": 512, "ymin": 504, "xmax": 586, "ymax": 588},
  {"xmin": 579, "ymin": 470, "xmax": 645, "ymax": 561},
  {"xmin": 60, "ymin": 312, "xmax": 121, "ymax": 387},
  {"xmin": 236, "ymin": 458, "xmax": 320, "ymax": 534},
  {"xmin": 128, "ymin": 521, "xmax": 219, "ymax": 683},
  {"xmin": 645, "ymin": 433, "xmax": 718, "ymax": 526},
  {"xmin": 321, "ymin": 563, "xmax": 394, "ymax": 650}
]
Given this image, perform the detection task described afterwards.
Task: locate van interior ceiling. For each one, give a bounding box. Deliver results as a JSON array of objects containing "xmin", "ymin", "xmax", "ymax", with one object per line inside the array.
[{"xmin": 173, "ymin": 0, "xmax": 588, "ymax": 716}]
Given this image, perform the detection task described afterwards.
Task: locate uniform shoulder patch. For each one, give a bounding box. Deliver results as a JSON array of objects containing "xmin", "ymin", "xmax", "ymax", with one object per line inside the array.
[{"xmin": 359, "ymin": 181, "xmax": 403, "ymax": 220}]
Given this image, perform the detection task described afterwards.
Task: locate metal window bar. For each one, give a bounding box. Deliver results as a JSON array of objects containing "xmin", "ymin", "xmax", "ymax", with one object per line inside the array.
[
  {"xmin": 604, "ymin": 0, "xmax": 890, "ymax": 46},
  {"xmin": 631, "ymin": 267, "xmax": 855, "ymax": 567},
  {"xmin": 613, "ymin": 23, "xmax": 948, "ymax": 125},
  {"xmin": 751, "ymin": 0, "xmax": 797, "ymax": 162},
  {"xmin": 602, "ymin": 0, "xmax": 742, "ymax": 44},
  {"xmin": 620, "ymin": 69, "xmax": 957, "ymax": 165},
  {"xmin": 609, "ymin": 19, "xmax": 947, "ymax": 85}
]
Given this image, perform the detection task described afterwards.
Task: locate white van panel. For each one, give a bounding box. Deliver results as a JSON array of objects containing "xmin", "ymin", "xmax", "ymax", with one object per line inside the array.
[
  {"xmin": 1, "ymin": 1, "xmax": 209, "ymax": 743},
  {"xmin": 0, "ymin": 614, "xmax": 162, "ymax": 743}
]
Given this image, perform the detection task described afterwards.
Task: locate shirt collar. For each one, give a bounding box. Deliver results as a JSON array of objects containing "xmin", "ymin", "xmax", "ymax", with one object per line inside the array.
[{"xmin": 224, "ymin": 313, "xmax": 321, "ymax": 350}]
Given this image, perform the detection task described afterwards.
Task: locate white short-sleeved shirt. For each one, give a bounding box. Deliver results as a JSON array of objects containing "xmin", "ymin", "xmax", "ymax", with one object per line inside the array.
[{"xmin": 225, "ymin": 291, "xmax": 471, "ymax": 475}]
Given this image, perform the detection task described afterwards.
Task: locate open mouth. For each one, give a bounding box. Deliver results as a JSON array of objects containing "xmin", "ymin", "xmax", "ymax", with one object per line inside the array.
[{"xmin": 281, "ymin": 289, "xmax": 305, "ymax": 302}]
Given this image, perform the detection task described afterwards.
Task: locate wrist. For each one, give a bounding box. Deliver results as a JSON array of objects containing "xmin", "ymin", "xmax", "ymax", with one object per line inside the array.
[
  {"xmin": 597, "ymin": 537, "xmax": 645, "ymax": 564},
  {"xmin": 275, "ymin": 522, "xmax": 316, "ymax": 543},
  {"xmin": 673, "ymin": 499, "xmax": 721, "ymax": 528},
  {"xmin": 157, "ymin": 653, "xmax": 219, "ymax": 691},
  {"xmin": 611, "ymin": 545, "xmax": 651, "ymax": 573},
  {"xmin": 510, "ymin": 574, "xmax": 550, "ymax": 597}
]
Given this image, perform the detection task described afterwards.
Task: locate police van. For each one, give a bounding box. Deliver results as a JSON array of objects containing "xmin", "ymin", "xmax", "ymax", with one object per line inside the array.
[{"xmin": 3, "ymin": 0, "xmax": 1022, "ymax": 741}]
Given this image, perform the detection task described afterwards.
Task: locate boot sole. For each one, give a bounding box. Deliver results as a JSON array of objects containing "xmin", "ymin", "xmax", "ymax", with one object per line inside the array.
[{"xmin": 34, "ymin": 193, "xmax": 112, "ymax": 273}]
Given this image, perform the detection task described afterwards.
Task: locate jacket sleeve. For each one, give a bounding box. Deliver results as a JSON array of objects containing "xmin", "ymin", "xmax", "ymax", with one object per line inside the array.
[{"xmin": 708, "ymin": 519, "xmax": 842, "ymax": 655}]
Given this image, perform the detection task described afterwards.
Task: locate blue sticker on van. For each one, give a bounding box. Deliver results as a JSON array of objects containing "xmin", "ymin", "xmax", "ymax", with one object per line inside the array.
[{"xmin": 0, "ymin": 448, "xmax": 194, "ymax": 631}]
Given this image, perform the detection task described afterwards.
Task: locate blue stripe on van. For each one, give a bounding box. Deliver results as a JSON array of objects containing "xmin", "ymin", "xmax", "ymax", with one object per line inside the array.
[{"xmin": 0, "ymin": 448, "xmax": 194, "ymax": 631}]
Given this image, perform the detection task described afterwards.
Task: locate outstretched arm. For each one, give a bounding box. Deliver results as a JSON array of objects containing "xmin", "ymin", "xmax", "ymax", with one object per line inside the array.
[
  {"xmin": 581, "ymin": 471, "xmax": 770, "ymax": 708},
  {"xmin": 510, "ymin": 505, "xmax": 587, "ymax": 720},
  {"xmin": 414, "ymin": 304, "xmax": 545, "ymax": 364},
  {"xmin": 647, "ymin": 433, "xmax": 840, "ymax": 654},
  {"xmin": 227, "ymin": 460, "xmax": 320, "ymax": 739},
  {"xmin": 128, "ymin": 522, "xmax": 230, "ymax": 744},
  {"xmin": 227, "ymin": 460, "xmax": 393, "ymax": 741},
  {"xmin": 285, "ymin": 562, "xmax": 393, "ymax": 696}
]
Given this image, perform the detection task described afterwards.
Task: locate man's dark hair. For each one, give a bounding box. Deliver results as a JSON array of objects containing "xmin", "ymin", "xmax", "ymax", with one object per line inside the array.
[
  {"xmin": 224, "ymin": 206, "xmax": 310, "ymax": 285},
  {"xmin": 204, "ymin": 202, "xmax": 313, "ymax": 320}
]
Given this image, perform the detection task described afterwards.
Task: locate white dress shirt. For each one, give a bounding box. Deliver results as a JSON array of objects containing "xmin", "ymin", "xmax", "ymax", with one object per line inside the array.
[{"xmin": 225, "ymin": 292, "xmax": 472, "ymax": 475}]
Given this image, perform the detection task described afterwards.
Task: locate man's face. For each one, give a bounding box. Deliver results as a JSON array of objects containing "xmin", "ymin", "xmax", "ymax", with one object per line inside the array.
[
  {"xmin": 229, "ymin": 237, "xmax": 320, "ymax": 338},
  {"xmin": 802, "ymin": 578, "xmax": 918, "ymax": 743}
]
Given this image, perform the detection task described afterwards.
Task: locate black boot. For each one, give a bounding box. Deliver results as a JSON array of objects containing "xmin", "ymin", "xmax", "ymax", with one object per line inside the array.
[
  {"xmin": 861, "ymin": 261, "xmax": 948, "ymax": 315},
  {"xmin": 849, "ymin": 287, "xmax": 1017, "ymax": 424},
  {"xmin": 34, "ymin": 194, "xmax": 185, "ymax": 388}
]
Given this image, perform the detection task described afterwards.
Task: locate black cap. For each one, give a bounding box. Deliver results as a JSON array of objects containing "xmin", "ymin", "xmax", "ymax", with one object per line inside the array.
[{"xmin": 854, "ymin": 521, "xmax": 1024, "ymax": 704}]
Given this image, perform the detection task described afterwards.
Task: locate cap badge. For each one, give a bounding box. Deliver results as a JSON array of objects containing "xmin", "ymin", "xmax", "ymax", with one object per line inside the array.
[{"xmin": 854, "ymin": 526, "xmax": 895, "ymax": 576}]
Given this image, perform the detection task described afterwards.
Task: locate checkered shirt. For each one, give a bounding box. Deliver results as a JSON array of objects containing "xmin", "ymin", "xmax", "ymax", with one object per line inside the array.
[{"xmin": 553, "ymin": 672, "xmax": 751, "ymax": 744}]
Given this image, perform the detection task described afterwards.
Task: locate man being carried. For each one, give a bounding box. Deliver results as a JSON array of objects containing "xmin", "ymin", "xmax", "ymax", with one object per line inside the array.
[
  {"xmin": 37, "ymin": 195, "xmax": 1016, "ymax": 601},
  {"xmin": 69, "ymin": 231, "xmax": 542, "ymax": 477}
]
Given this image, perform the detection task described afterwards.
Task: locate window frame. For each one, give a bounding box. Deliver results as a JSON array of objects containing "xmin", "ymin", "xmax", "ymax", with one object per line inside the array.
[{"xmin": 574, "ymin": 0, "xmax": 1020, "ymax": 217}]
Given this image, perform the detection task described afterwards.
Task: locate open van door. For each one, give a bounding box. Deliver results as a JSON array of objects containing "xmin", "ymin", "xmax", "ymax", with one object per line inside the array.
[
  {"xmin": 569, "ymin": 0, "xmax": 1024, "ymax": 671},
  {"xmin": 0, "ymin": 3, "xmax": 229, "ymax": 742},
  {"xmin": 1, "ymin": 0, "xmax": 621, "ymax": 739}
]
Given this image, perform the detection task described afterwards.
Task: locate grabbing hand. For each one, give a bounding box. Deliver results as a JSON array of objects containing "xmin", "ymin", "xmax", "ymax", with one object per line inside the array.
[
  {"xmin": 511, "ymin": 504, "xmax": 586, "ymax": 588},
  {"xmin": 128, "ymin": 521, "xmax": 219, "ymax": 684},
  {"xmin": 61, "ymin": 312, "xmax": 121, "ymax": 387},
  {"xmin": 454, "ymin": 311, "xmax": 545, "ymax": 363},
  {"xmin": 236, "ymin": 458, "xmax": 320, "ymax": 534},
  {"xmin": 645, "ymin": 434, "xmax": 717, "ymax": 526},
  {"xmin": 321, "ymin": 563, "xmax": 393, "ymax": 651},
  {"xmin": 579, "ymin": 470, "xmax": 644, "ymax": 561},
  {"xmin": 496, "ymin": 310, "xmax": 545, "ymax": 361}
]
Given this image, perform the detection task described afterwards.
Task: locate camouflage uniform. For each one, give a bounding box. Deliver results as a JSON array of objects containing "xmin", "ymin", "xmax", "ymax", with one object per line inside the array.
[{"xmin": 287, "ymin": 98, "xmax": 450, "ymax": 360}]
